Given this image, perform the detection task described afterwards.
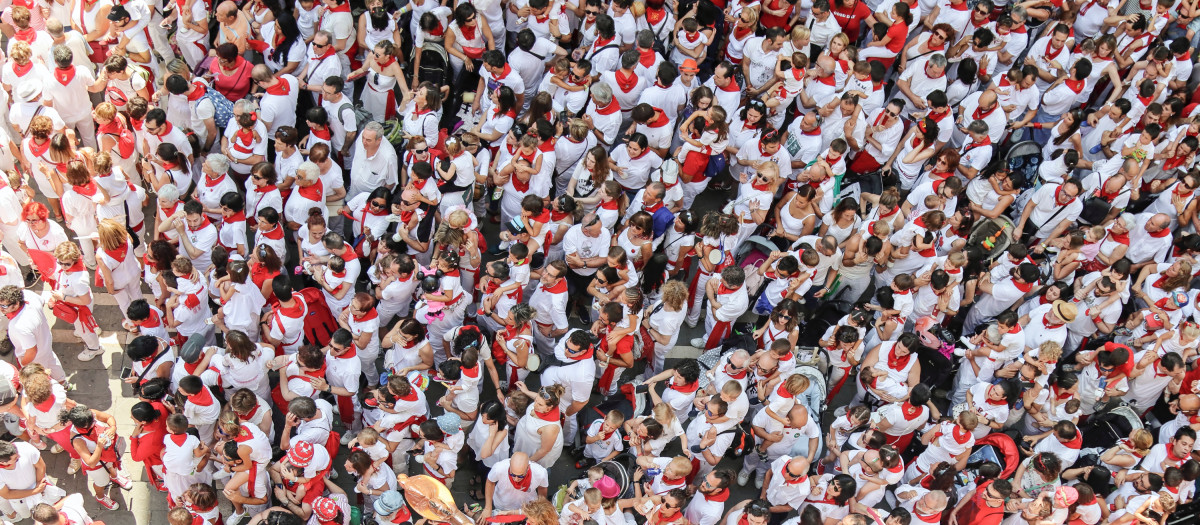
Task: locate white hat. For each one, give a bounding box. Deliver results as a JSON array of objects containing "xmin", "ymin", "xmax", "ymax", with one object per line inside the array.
[{"xmin": 16, "ymin": 83, "xmax": 41, "ymax": 103}]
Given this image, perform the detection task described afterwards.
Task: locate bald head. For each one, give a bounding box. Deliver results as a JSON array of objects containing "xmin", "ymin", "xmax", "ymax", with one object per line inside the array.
[
  {"xmin": 1180, "ymin": 394, "xmax": 1200, "ymax": 413},
  {"xmin": 758, "ymin": 353, "xmax": 778, "ymax": 371},
  {"xmin": 979, "ymin": 89, "xmax": 997, "ymax": 108},
  {"xmin": 788, "ymin": 405, "xmax": 809, "ymax": 427},
  {"xmin": 509, "ymin": 452, "xmax": 530, "ymax": 474},
  {"xmin": 218, "ymin": 0, "xmax": 238, "ymax": 16},
  {"xmin": 1149, "ymin": 213, "xmax": 1171, "ymax": 232},
  {"xmin": 920, "ymin": 491, "xmax": 948, "ymax": 512}
]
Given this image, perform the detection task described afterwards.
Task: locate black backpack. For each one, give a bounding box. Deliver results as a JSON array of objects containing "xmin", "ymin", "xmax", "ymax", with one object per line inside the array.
[
  {"xmin": 415, "ymin": 43, "xmax": 451, "ymax": 87},
  {"xmin": 718, "ymin": 420, "xmax": 755, "ymax": 459}
]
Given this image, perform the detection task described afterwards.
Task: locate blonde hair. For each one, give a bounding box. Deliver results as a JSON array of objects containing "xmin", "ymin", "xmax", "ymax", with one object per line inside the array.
[
  {"xmin": 783, "ymin": 373, "xmax": 808, "ymax": 395},
  {"xmin": 721, "ymin": 380, "xmax": 743, "ymax": 397},
  {"xmin": 358, "ymin": 427, "xmax": 380, "ymax": 446},
  {"xmin": 9, "ymin": 41, "xmax": 31, "ymax": 64},
  {"xmin": 521, "ymin": 499, "xmax": 559, "ymax": 525},
  {"xmin": 447, "ymin": 209, "xmax": 471, "ymax": 229},
  {"xmin": 957, "ymin": 410, "xmax": 980, "ymax": 431},
  {"xmin": 1038, "ymin": 341, "xmax": 1063, "ymax": 364},
  {"xmin": 97, "ymin": 219, "xmax": 130, "ymax": 251},
  {"xmin": 666, "ymin": 456, "xmax": 693, "ymax": 478},
  {"xmin": 652, "ymin": 403, "xmax": 676, "ymax": 425},
  {"xmin": 604, "ymin": 409, "xmax": 626, "ymax": 426},
  {"xmin": 1129, "ymin": 429, "xmax": 1154, "ymax": 454},
  {"xmin": 583, "ymin": 488, "xmax": 602, "ymax": 506},
  {"xmin": 790, "ymin": 25, "xmax": 810, "ymax": 41},
  {"xmin": 53, "ymin": 241, "xmax": 81, "ymax": 263},
  {"xmin": 662, "ymin": 281, "xmax": 688, "ymax": 310},
  {"xmin": 94, "ymin": 102, "xmax": 118, "ymax": 121}
]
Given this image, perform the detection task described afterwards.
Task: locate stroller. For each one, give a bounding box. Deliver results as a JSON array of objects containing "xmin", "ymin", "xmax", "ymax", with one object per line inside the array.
[{"xmin": 957, "ymin": 433, "xmax": 1020, "ymax": 489}]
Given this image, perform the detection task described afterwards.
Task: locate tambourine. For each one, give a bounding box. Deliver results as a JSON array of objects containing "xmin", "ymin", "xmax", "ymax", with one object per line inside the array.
[{"xmin": 525, "ymin": 354, "xmax": 542, "ymax": 372}]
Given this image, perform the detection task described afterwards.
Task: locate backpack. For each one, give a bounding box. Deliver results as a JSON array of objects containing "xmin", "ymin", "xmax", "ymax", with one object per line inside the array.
[
  {"xmin": 339, "ymin": 101, "xmax": 374, "ymax": 136},
  {"xmin": 295, "ymin": 287, "xmax": 338, "ymax": 347},
  {"xmin": 718, "ymin": 420, "xmax": 755, "ymax": 459},
  {"xmin": 200, "ymin": 87, "xmax": 235, "ymax": 130},
  {"xmin": 414, "ymin": 43, "xmax": 451, "ymax": 87},
  {"xmin": 382, "ymin": 117, "xmax": 406, "ymax": 146}
]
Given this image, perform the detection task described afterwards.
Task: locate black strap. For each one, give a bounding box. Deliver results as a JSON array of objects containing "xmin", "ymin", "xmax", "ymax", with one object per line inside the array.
[
  {"xmin": 23, "ymin": 106, "xmax": 43, "ymax": 135},
  {"xmin": 134, "ymin": 345, "xmax": 172, "ymax": 385},
  {"xmin": 1035, "ymin": 196, "xmax": 1074, "ymax": 233}
]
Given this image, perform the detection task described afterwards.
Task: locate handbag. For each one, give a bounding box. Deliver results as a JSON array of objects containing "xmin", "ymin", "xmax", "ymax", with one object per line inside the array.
[
  {"xmin": 1078, "ymin": 189, "xmax": 1128, "ymax": 225},
  {"xmin": 52, "ymin": 301, "xmax": 79, "ymax": 324}
]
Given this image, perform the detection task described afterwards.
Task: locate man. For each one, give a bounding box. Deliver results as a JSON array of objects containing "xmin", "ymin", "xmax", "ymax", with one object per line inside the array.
[
  {"xmin": 1014, "ymin": 178, "xmax": 1083, "ymax": 244},
  {"xmin": 509, "ymin": 29, "xmax": 563, "ymax": 113},
  {"xmin": 955, "ymin": 89, "xmax": 1005, "ymax": 146},
  {"xmin": 317, "ymin": 0, "xmax": 355, "ymax": 68},
  {"xmin": 164, "ymin": 74, "xmax": 218, "ymax": 151},
  {"xmin": 45, "ymin": 47, "xmax": 98, "ymax": 148},
  {"xmin": 1064, "ymin": 274, "xmax": 1121, "ymax": 352},
  {"xmin": 996, "ymin": 67, "xmax": 1040, "ymax": 131},
  {"xmin": 743, "ymin": 28, "xmax": 787, "ymax": 95},
  {"xmin": 1033, "ymin": 59, "xmax": 1091, "ymax": 143},
  {"xmin": 0, "ymin": 286, "xmax": 62, "ymax": 381},
  {"xmin": 684, "ymin": 469, "xmax": 735, "ymax": 525},
  {"xmin": 562, "ymin": 213, "xmax": 611, "ymax": 316},
  {"xmin": 760, "ymin": 455, "xmax": 813, "ymax": 519},
  {"xmin": 874, "ymin": 384, "xmax": 932, "ymax": 451},
  {"xmin": 347, "ymin": 122, "xmax": 397, "ymax": 200},
  {"xmin": 956, "ymin": 120, "xmax": 993, "ymax": 180},
  {"xmin": 786, "ymin": 111, "xmax": 825, "ymax": 176},
  {"xmin": 0, "ymin": 439, "xmax": 53, "ymax": 521},
  {"xmin": 623, "ymin": 182, "xmax": 674, "ymax": 239},
  {"xmin": 583, "ymin": 15, "xmax": 621, "ymax": 74},
  {"xmin": 602, "ymin": 51, "xmax": 648, "ymax": 124},
  {"xmin": 541, "ymin": 330, "xmax": 598, "ymax": 444},
  {"xmin": 805, "ymin": 0, "xmax": 841, "ymax": 57},
  {"xmin": 32, "ymin": 502, "xmax": 91, "ymax": 525},
  {"xmin": 280, "ymin": 396, "xmax": 335, "ymax": 451},
  {"xmin": 1028, "ymin": 421, "xmax": 1084, "ymax": 467},
  {"xmin": 476, "ymin": 50, "xmax": 526, "ymax": 115},
  {"xmin": 895, "ymin": 54, "xmax": 948, "ymax": 114},
  {"xmin": 691, "ymin": 266, "xmax": 749, "ymax": 350},
  {"xmin": 993, "ymin": 10, "xmax": 1030, "ymax": 76},
  {"xmin": 963, "ymin": 263, "xmax": 1038, "ymax": 334},
  {"xmin": 173, "ymin": 200, "xmax": 219, "ymax": 273},
  {"xmin": 637, "ymin": 62, "xmax": 684, "ymax": 128},
  {"xmin": 1019, "ymin": 299, "xmax": 1076, "ymax": 354},
  {"xmin": 319, "ymin": 76, "xmax": 358, "ymax": 160},
  {"xmin": 703, "ymin": 62, "xmax": 741, "ymax": 123},
  {"xmin": 297, "ymin": 31, "xmax": 343, "ymax": 103},
  {"xmin": 630, "ymin": 102, "xmax": 673, "ymax": 157},
  {"xmin": 483, "ymin": 452, "xmax": 548, "ymax": 516},
  {"xmin": 1126, "ymin": 213, "xmax": 1174, "ymax": 269},
  {"xmin": 740, "ymin": 405, "xmax": 820, "ymax": 489},
  {"xmin": 528, "ymin": 261, "xmax": 570, "ymax": 357},
  {"xmin": 950, "ymin": 478, "xmax": 1011, "ymax": 525},
  {"xmin": 1024, "ymin": 24, "xmax": 1072, "ymax": 90},
  {"xmin": 630, "ymin": 30, "xmax": 662, "ymax": 79},
  {"xmin": 253, "ymin": 65, "xmax": 298, "ymax": 135},
  {"xmin": 584, "ymin": 83, "xmax": 621, "ymax": 147},
  {"xmin": 308, "ymin": 330, "xmax": 360, "ymax": 432}
]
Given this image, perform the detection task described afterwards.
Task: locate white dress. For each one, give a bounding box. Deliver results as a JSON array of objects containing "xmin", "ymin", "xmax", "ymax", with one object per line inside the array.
[{"xmin": 513, "ymin": 404, "xmax": 563, "ymax": 468}]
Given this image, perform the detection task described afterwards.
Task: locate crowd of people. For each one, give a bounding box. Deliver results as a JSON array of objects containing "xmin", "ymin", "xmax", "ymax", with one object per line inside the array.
[{"xmin": 0, "ymin": 0, "xmax": 1197, "ymax": 523}]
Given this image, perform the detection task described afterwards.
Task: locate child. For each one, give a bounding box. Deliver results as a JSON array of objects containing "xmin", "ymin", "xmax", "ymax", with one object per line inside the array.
[
  {"xmin": 124, "ymin": 298, "xmax": 170, "ymax": 340},
  {"xmin": 415, "ymin": 420, "xmax": 457, "ymax": 485},
  {"xmin": 905, "ymin": 411, "xmax": 979, "ymax": 483},
  {"xmin": 566, "ymin": 466, "xmax": 605, "ymax": 500},
  {"xmin": 823, "ymin": 406, "xmax": 870, "ymax": 467},
  {"xmin": 635, "ymin": 456, "xmax": 691, "ymax": 496},
  {"xmin": 228, "ymin": 112, "xmax": 264, "ymax": 169},
  {"xmin": 859, "ymin": 367, "xmax": 909, "ymax": 408},
  {"xmin": 301, "ymin": 107, "xmax": 332, "ymax": 156},
  {"xmin": 763, "ymin": 55, "xmax": 808, "ymax": 129},
  {"xmin": 161, "ymin": 414, "xmax": 211, "ymax": 507},
  {"xmin": 294, "ymin": 0, "xmax": 318, "ymax": 40},
  {"xmin": 579, "ymin": 410, "xmax": 625, "ymax": 469},
  {"xmin": 757, "ymin": 374, "xmax": 806, "ymax": 454},
  {"xmin": 178, "ymin": 375, "xmax": 221, "ymax": 444},
  {"xmin": 481, "ymin": 244, "xmax": 530, "ymax": 316},
  {"xmin": 437, "ymin": 350, "xmax": 481, "ymax": 426},
  {"xmin": 561, "ymin": 488, "xmax": 604, "ymax": 525},
  {"xmin": 594, "ymin": 181, "xmax": 625, "ymax": 231},
  {"xmin": 348, "ymin": 427, "xmax": 391, "ymax": 469},
  {"xmin": 64, "ymin": 405, "xmax": 132, "ymax": 510},
  {"xmin": 671, "ymin": 18, "xmax": 708, "ymax": 64},
  {"xmin": 165, "ymin": 256, "xmax": 210, "ymax": 343},
  {"xmin": 166, "ymin": 507, "xmax": 196, "ymax": 525},
  {"xmin": 676, "ymin": 108, "xmax": 730, "ymax": 185},
  {"xmin": 214, "ymin": 260, "xmax": 267, "ymax": 340},
  {"xmin": 314, "ymin": 255, "xmax": 354, "ymax": 315},
  {"xmin": 181, "ymin": 483, "xmax": 220, "ymax": 525}
]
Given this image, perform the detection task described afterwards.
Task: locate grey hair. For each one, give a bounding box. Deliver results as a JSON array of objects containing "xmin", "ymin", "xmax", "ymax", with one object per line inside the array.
[
  {"xmin": 1119, "ymin": 212, "xmax": 1136, "ymax": 227},
  {"xmin": 967, "ymin": 119, "xmax": 989, "ymax": 135},
  {"xmin": 1010, "ymin": 5, "xmax": 1027, "ymax": 20},
  {"xmin": 928, "ymin": 54, "xmax": 948, "ymax": 68},
  {"xmin": 205, "ymin": 153, "xmax": 231, "ymax": 174},
  {"xmin": 166, "ymin": 58, "xmax": 189, "ymax": 75},
  {"xmin": 232, "ymin": 98, "xmax": 258, "ymax": 113},
  {"xmin": 730, "ymin": 348, "xmax": 751, "ymax": 363},
  {"xmin": 314, "ymin": 30, "xmax": 334, "ymax": 44},
  {"xmin": 158, "ymin": 183, "xmax": 181, "ymax": 202},
  {"xmin": 45, "ymin": 18, "xmax": 64, "ymax": 36},
  {"xmin": 52, "ymin": 45, "xmax": 72, "ymax": 68},
  {"xmin": 620, "ymin": 50, "xmax": 638, "ymax": 70},
  {"xmin": 362, "ymin": 121, "xmax": 385, "ymax": 137},
  {"xmin": 297, "ymin": 161, "xmax": 321, "ymax": 183},
  {"xmin": 591, "ymin": 82, "xmax": 613, "ymax": 105}
]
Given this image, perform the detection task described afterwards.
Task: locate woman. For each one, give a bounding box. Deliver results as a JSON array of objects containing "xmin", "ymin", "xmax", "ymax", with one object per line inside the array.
[
  {"xmin": 616, "ymin": 212, "xmax": 654, "ymax": 270},
  {"xmin": 887, "ymin": 118, "xmax": 940, "ymax": 191},
  {"xmin": 1037, "ymin": 108, "xmax": 1086, "ymax": 162},
  {"xmin": 244, "ymin": 162, "xmax": 283, "ymax": 224},
  {"xmin": 1012, "ymin": 452, "xmax": 1062, "ymax": 500},
  {"xmin": 299, "ymin": 211, "xmax": 331, "ymax": 271},
  {"xmin": 858, "ymin": 3, "xmax": 910, "ymax": 65},
  {"xmin": 1134, "ymin": 259, "xmax": 1193, "ymax": 308},
  {"xmin": 511, "ymin": 383, "xmax": 565, "ymax": 468},
  {"xmin": 212, "ymin": 330, "xmax": 272, "ymax": 400},
  {"xmin": 966, "ymin": 167, "xmax": 1018, "ymax": 220},
  {"xmin": 965, "ymin": 381, "xmax": 1015, "ymax": 438},
  {"xmin": 433, "ymin": 209, "xmax": 481, "ymax": 305},
  {"xmin": 248, "ymin": 244, "xmax": 282, "ymax": 303},
  {"xmin": 899, "ymin": 23, "xmax": 952, "ymax": 72},
  {"xmin": 437, "ymin": 138, "xmax": 478, "ymax": 212},
  {"xmin": 858, "ymin": 333, "xmax": 923, "ymax": 403},
  {"xmin": 662, "ymin": 211, "xmax": 697, "ymax": 277},
  {"xmin": 755, "ymin": 299, "xmax": 801, "ymax": 351},
  {"xmin": 349, "ymin": 40, "xmax": 408, "ymax": 122},
  {"xmin": 444, "ymin": 2, "xmax": 494, "ymax": 78},
  {"xmin": 17, "ymin": 201, "xmax": 69, "ymax": 283},
  {"xmin": 145, "ymin": 240, "xmax": 179, "ymax": 309},
  {"xmin": 48, "ymin": 159, "xmax": 108, "ymax": 268},
  {"xmin": 496, "ymin": 304, "xmax": 536, "ymax": 387},
  {"xmin": 357, "ymin": 0, "xmax": 401, "ymax": 54},
  {"xmin": 346, "ymin": 449, "xmax": 396, "ymax": 511},
  {"xmin": 261, "ymin": 14, "xmax": 304, "ymax": 75},
  {"xmin": 93, "ymin": 103, "xmax": 140, "ymax": 186},
  {"xmin": 145, "ymin": 142, "xmax": 193, "ymax": 195},
  {"xmin": 399, "ymin": 82, "xmax": 442, "ymax": 152},
  {"xmin": 466, "ymin": 400, "xmax": 510, "ymax": 497},
  {"xmin": 473, "ymin": 86, "xmax": 518, "ymax": 145},
  {"xmin": 610, "ymin": 134, "xmax": 663, "ymax": 193},
  {"xmin": 1113, "ymin": 492, "xmax": 1175, "ymax": 525},
  {"xmin": 96, "ymin": 219, "xmax": 141, "ymax": 321},
  {"xmin": 567, "ymin": 146, "xmax": 613, "ymax": 213},
  {"xmin": 819, "ymin": 198, "xmax": 862, "ymax": 248},
  {"xmin": 770, "ymin": 184, "xmax": 818, "ymax": 245},
  {"xmin": 50, "ymin": 242, "xmax": 103, "ymax": 362},
  {"xmin": 642, "ymin": 281, "xmax": 688, "ymax": 375},
  {"xmin": 209, "ymin": 43, "xmax": 254, "ymax": 101},
  {"xmin": 345, "ymin": 187, "xmax": 393, "ymax": 250},
  {"xmin": 283, "ymin": 161, "xmax": 326, "ymax": 233},
  {"xmin": 727, "ymin": 99, "xmax": 767, "ymax": 156},
  {"xmin": 382, "ymin": 318, "xmax": 435, "ymax": 379}
]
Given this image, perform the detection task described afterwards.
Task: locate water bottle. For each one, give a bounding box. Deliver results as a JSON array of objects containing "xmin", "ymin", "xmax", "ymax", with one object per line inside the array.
[
  {"xmin": 646, "ymin": 467, "xmax": 662, "ymax": 478},
  {"xmin": 1089, "ymin": 143, "xmax": 1103, "ymax": 155}
]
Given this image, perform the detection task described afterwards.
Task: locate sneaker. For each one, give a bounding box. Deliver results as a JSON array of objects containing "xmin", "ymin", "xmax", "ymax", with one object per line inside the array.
[
  {"xmin": 736, "ymin": 469, "xmax": 751, "ymax": 487},
  {"xmin": 953, "ymin": 347, "xmax": 967, "ymax": 357},
  {"xmin": 340, "ymin": 431, "xmax": 358, "ymax": 445},
  {"xmin": 114, "ymin": 473, "xmax": 133, "ymax": 490},
  {"xmin": 76, "ymin": 348, "xmax": 102, "ymax": 362},
  {"xmin": 29, "ymin": 437, "xmax": 46, "ymax": 450},
  {"xmin": 225, "ymin": 511, "xmax": 247, "ymax": 525},
  {"xmin": 690, "ymin": 337, "xmax": 705, "ymax": 349},
  {"xmin": 96, "ymin": 496, "xmax": 119, "ymax": 510},
  {"xmin": 328, "ymin": 469, "xmax": 339, "ymax": 480},
  {"xmin": 754, "ymin": 475, "xmax": 765, "ymax": 489},
  {"xmin": 51, "ymin": 444, "xmax": 63, "ymax": 454},
  {"xmin": 67, "ymin": 458, "xmax": 81, "ymax": 475}
]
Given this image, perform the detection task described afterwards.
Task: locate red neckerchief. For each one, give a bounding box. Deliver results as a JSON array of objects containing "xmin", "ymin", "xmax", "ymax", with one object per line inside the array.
[
  {"xmin": 1153, "ymin": 273, "xmax": 1172, "ymax": 289},
  {"xmin": 645, "ymin": 6, "xmax": 666, "ymax": 24},
  {"xmin": 54, "ymin": 66, "xmax": 77, "ymax": 86},
  {"xmin": 33, "ymin": 395, "xmax": 56, "ymax": 412},
  {"xmin": 12, "ymin": 27, "xmax": 35, "ymax": 43},
  {"xmin": 534, "ymin": 406, "xmax": 560, "ymax": 422},
  {"xmin": 154, "ymin": 121, "xmax": 175, "ymax": 137},
  {"xmin": 1167, "ymin": 445, "xmax": 1188, "ymax": 462},
  {"xmin": 1054, "ymin": 184, "xmax": 1077, "ymax": 206},
  {"xmin": 684, "ymin": 31, "xmax": 701, "ymax": 43},
  {"xmin": 901, "ymin": 400, "xmax": 923, "ymax": 420},
  {"xmin": 511, "ymin": 174, "xmax": 531, "ymax": 193},
  {"xmin": 596, "ymin": 98, "xmax": 620, "ymax": 115},
  {"xmin": 205, "ymin": 172, "xmax": 228, "ymax": 188},
  {"xmin": 949, "ymin": 0, "xmax": 968, "ymax": 9},
  {"xmin": 733, "ymin": 23, "xmax": 754, "ymax": 40},
  {"xmin": 311, "ymin": 125, "xmax": 332, "ymax": 140},
  {"xmin": 297, "ymin": 180, "xmax": 323, "ymax": 201},
  {"xmin": 260, "ymin": 223, "xmax": 285, "ymax": 240},
  {"xmin": 136, "ymin": 308, "xmax": 162, "ymax": 329},
  {"xmin": 11, "ymin": 60, "xmax": 32, "ymax": 77},
  {"xmin": 186, "ymin": 82, "xmax": 208, "ymax": 102},
  {"xmin": 970, "ymin": 13, "xmax": 989, "ymax": 28},
  {"xmin": 599, "ymin": 198, "xmax": 619, "ymax": 210},
  {"xmin": 775, "ymin": 382, "xmax": 794, "ymax": 398},
  {"xmin": 187, "ymin": 385, "xmax": 216, "ymax": 406},
  {"xmin": 27, "ymin": 138, "xmax": 50, "ymax": 158},
  {"xmin": 614, "ymin": 69, "xmax": 639, "ymax": 92},
  {"xmin": 104, "ymin": 243, "xmax": 130, "ymax": 264},
  {"xmin": 254, "ymin": 183, "xmax": 278, "ymax": 196},
  {"xmin": 509, "ymin": 470, "xmax": 533, "ymax": 490},
  {"xmin": 656, "ymin": 507, "xmax": 683, "ymax": 523},
  {"xmin": 644, "ymin": 200, "xmax": 664, "ymax": 214},
  {"xmin": 962, "ymin": 136, "xmax": 992, "ymax": 154},
  {"xmin": 725, "ymin": 362, "xmax": 748, "ymax": 379},
  {"xmin": 973, "ymin": 103, "xmax": 997, "ymax": 121},
  {"xmin": 949, "ymin": 424, "xmax": 972, "ymax": 443},
  {"xmin": 704, "ymin": 488, "xmax": 731, "ymax": 502},
  {"xmin": 1061, "ymin": 430, "xmax": 1083, "ymax": 449},
  {"xmin": 313, "ymin": 42, "xmax": 337, "ymax": 61},
  {"xmin": 187, "ymin": 216, "xmax": 212, "ymax": 233},
  {"xmin": 637, "ymin": 47, "xmax": 658, "ymax": 69},
  {"xmin": 887, "ymin": 344, "xmax": 912, "ymax": 371},
  {"xmin": 1041, "ymin": 312, "xmax": 1064, "ymax": 328},
  {"xmin": 544, "ymin": 278, "xmax": 567, "ymax": 294},
  {"xmin": 669, "ymin": 379, "xmax": 699, "ymax": 394},
  {"xmin": 1044, "ymin": 38, "xmax": 1064, "ymax": 60},
  {"xmin": 72, "ymin": 181, "xmax": 100, "ymax": 197},
  {"xmin": 265, "ymin": 77, "xmax": 291, "ymax": 95},
  {"xmin": 873, "ymin": 109, "xmax": 891, "ymax": 127},
  {"xmin": 1149, "ymin": 226, "xmax": 1171, "ymax": 238},
  {"xmin": 781, "ymin": 463, "xmax": 808, "ymax": 484},
  {"xmin": 914, "ymin": 510, "xmax": 942, "ymax": 523},
  {"xmin": 647, "ymin": 109, "xmax": 670, "ymax": 128}
]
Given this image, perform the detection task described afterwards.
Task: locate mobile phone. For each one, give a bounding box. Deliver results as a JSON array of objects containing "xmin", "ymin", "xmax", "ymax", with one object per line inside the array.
[
  {"xmin": 634, "ymin": 384, "xmax": 650, "ymax": 394},
  {"xmin": 120, "ymin": 367, "xmax": 133, "ymax": 380}
]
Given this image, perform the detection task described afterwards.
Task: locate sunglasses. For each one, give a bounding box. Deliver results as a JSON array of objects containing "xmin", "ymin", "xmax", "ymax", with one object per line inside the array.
[
  {"xmin": 0, "ymin": 303, "xmax": 15, "ymax": 309},
  {"xmin": 413, "ymin": 148, "xmax": 428, "ymax": 154},
  {"xmin": 370, "ymin": 201, "xmax": 387, "ymax": 208}
]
